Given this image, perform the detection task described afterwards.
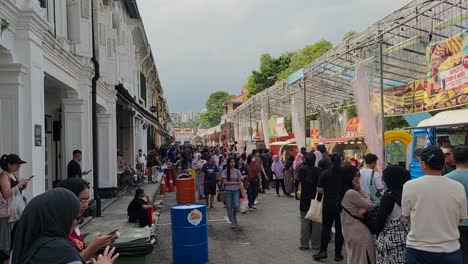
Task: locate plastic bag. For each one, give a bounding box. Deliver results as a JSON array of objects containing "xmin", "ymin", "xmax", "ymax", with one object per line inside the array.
[
  {"xmin": 9, "ymin": 187, "xmax": 26, "ymax": 223},
  {"xmin": 239, "ymin": 197, "xmax": 248, "ymax": 213}
]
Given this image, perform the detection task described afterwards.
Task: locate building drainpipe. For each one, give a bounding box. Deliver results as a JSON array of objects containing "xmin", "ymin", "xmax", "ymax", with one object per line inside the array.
[{"xmin": 91, "ymin": 1, "xmax": 101, "ymax": 217}]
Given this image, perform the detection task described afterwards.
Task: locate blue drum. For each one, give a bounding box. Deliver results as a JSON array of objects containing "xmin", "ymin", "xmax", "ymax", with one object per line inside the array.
[{"xmin": 171, "ymin": 204, "xmax": 208, "ymax": 264}]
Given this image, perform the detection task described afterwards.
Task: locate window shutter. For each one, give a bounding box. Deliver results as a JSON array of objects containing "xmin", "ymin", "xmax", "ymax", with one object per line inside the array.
[
  {"xmin": 99, "ymin": 23, "xmax": 106, "ymax": 46},
  {"xmin": 81, "ymin": 0, "xmax": 90, "ymax": 19}
]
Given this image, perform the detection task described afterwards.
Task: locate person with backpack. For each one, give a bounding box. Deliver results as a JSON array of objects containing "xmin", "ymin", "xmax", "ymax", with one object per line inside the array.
[
  {"xmin": 375, "ymin": 165, "xmax": 411, "ymax": 264},
  {"xmin": 359, "ymin": 154, "xmax": 384, "ymax": 205}
]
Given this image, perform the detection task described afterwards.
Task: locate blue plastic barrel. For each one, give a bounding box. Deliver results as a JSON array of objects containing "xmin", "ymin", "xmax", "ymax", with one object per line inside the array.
[{"xmin": 171, "ymin": 204, "xmax": 208, "ymax": 264}]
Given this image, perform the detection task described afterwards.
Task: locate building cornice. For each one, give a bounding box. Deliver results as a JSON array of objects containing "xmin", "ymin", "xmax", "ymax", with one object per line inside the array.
[{"xmin": 43, "ymin": 34, "xmax": 82, "ymax": 81}]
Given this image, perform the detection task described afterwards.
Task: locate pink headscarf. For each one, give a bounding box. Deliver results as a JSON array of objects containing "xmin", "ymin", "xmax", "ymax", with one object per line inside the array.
[{"xmin": 293, "ymin": 153, "xmax": 304, "ymax": 169}]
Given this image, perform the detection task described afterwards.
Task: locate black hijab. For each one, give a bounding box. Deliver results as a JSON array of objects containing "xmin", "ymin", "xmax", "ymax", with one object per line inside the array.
[{"xmin": 11, "ymin": 188, "xmax": 82, "ymax": 264}]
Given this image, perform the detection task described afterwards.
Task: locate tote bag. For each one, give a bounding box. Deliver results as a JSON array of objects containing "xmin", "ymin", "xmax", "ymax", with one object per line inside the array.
[{"xmin": 305, "ymin": 193, "xmax": 322, "ymax": 223}]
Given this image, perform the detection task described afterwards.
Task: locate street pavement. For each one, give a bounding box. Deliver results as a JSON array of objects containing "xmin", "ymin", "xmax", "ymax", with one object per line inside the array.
[{"xmin": 153, "ymin": 189, "xmax": 344, "ymax": 264}]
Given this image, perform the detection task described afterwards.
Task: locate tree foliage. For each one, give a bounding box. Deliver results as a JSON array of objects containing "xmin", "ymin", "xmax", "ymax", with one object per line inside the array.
[
  {"xmin": 342, "ymin": 31, "xmax": 357, "ymax": 41},
  {"xmin": 246, "ymin": 53, "xmax": 292, "ymax": 97},
  {"xmin": 276, "ymin": 40, "xmax": 333, "ymax": 81},
  {"xmin": 199, "ymin": 91, "xmax": 233, "ymax": 128},
  {"xmin": 245, "ymin": 40, "xmax": 333, "ymax": 98}
]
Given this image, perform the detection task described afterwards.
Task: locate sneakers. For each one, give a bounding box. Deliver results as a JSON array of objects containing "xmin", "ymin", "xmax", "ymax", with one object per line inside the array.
[{"xmin": 313, "ymin": 251, "xmax": 328, "ymax": 260}]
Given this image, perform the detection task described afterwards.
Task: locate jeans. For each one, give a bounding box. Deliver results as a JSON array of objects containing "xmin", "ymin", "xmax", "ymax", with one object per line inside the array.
[
  {"xmin": 224, "ymin": 190, "xmax": 240, "ymax": 223},
  {"xmin": 275, "ymin": 179, "xmax": 287, "ymax": 195},
  {"xmin": 407, "ymin": 248, "xmax": 462, "ymax": 264},
  {"xmin": 247, "ymin": 181, "xmax": 259, "ymax": 208},
  {"xmin": 319, "ymin": 201, "xmax": 343, "ymax": 256},
  {"xmin": 300, "ymin": 211, "xmax": 321, "ymax": 249}
]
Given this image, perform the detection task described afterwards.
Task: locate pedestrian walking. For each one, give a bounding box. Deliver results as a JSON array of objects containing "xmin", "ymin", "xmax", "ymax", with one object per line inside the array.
[
  {"xmin": 11, "ymin": 188, "xmax": 118, "ymax": 264},
  {"xmin": 67, "ymin": 150, "xmax": 90, "ymax": 178},
  {"xmin": 201, "ymin": 156, "xmax": 219, "ymax": 208},
  {"xmin": 283, "ymin": 155, "xmax": 295, "ymax": 195},
  {"xmin": 192, "ymin": 153, "xmax": 206, "ymax": 200},
  {"xmin": 403, "ymin": 146, "xmax": 467, "ymax": 264},
  {"xmin": 338, "ymin": 165, "xmax": 375, "ymax": 264},
  {"xmin": 271, "ymin": 155, "xmax": 288, "ymax": 196},
  {"xmin": 296, "ymin": 153, "xmax": 322, "ymax": 250},
  {"xmin": 446, "ymin": 145, "xmax": 468, "ymax": 262},
  {"xmin": 376, "ymin": 165, "xmax": 411, "ymax": 264},
  {"xmin": 223, "ymin": 157, "xmax": 242, "ymax": 229},
  {"xmin": 58, "ymin": 178, "xmax": 117, "ymax": 261},
  {"xmin": 246, "ymin": 155, "xmax": 262, "ymax": 211},
  {"xmin": 314, "ymin": 153, "xmax": 344, "ymax": 261}
]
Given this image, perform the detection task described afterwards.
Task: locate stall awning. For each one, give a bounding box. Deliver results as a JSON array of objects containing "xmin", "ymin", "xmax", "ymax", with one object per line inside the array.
[
  {"xmin": 115, "ymin": 84, "xmax": 170, "ymax": 138},
  {"xmin": 416, "ymin": 108, "xmax": 468, "ymax": 128}
]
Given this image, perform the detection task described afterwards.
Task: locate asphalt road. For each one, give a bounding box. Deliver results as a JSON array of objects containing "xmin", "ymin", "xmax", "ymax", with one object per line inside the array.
[{"xmin": 153, "ymin": 189, "xmax": 344, "ymax": 264}]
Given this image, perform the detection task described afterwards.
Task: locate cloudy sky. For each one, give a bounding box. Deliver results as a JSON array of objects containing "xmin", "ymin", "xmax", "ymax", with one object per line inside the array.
[{"xmin": 138, "ymin": 0, "xmax": 410, "ymax": 113}]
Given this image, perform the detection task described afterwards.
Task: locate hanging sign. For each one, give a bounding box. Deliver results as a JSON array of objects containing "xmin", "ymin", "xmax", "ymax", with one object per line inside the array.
[{"xmin": 384, "ymin": 30, "xmax": 468, "ymax": 116}]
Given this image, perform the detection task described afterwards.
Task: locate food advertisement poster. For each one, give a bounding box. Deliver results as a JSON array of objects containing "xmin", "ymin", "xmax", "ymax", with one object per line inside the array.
[{"xmin": 384, "ymin": 30, "xmax": 468, "ymax": 116}]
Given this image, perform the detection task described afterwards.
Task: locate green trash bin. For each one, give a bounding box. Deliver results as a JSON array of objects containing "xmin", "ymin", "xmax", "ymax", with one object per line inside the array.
[{"xmin": 84, "ymin": 227, "xmax": 154, "ymax": 264}]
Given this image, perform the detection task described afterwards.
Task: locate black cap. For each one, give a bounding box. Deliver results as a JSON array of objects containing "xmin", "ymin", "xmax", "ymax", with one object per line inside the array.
[
  {"xmin": 414, "ymin": 146, "xmax": 445, "ymax": 170},
  {"xmin": 7, "ymin": 154, "xmax": 27, "ymax": 165}
]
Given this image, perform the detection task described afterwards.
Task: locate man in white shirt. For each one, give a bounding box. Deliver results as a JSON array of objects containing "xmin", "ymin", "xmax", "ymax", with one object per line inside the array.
[
  {"xmin": 402, "ymin": 146, "xmax": 467, "ymax": 264},
  {"xmin": 359, "ymin": 153, "xmax": 384, "ymax": 204}
]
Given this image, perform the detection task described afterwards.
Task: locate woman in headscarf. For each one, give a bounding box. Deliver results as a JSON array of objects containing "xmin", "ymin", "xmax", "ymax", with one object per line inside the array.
[
  {"xmin": 376, "ymin": 165, "xmax": 411, "ymax": 264},
  {"xmin": 283, "ymin": 155, "xmax": 295, "ymax": 195},
  {"xmin": 58, "ymin": 178, "xmax": 117, "ymax": 261},
  {"xmin": 293, "ymin": 153, "xmax": 304, "ymax": 171},
  {"xmin": 296, "ymin": 153, "xmax": 322, "ymax": 250},
  {"xmin": 192, "ymin": 153, "xmax": 206, "ymax": 200},
  {"xmin": 337, "ymin": 165, "xmax": 375, "ymax": 264},
  {"xmin": 271, "ymin": 155, "xmax": 288, "ymax": 197},
  {"xmin": 11, "ymin": 188, "xmax": 118, "ymax": 264}
]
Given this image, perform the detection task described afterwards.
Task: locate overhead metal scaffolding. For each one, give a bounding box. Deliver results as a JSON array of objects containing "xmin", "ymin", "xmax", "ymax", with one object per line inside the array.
[{"xmin": 225, "ymin": 0, "xmax": 468, "ymax": 123}]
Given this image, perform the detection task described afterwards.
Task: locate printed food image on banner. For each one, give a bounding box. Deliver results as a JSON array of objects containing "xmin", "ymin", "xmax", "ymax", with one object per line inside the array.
[
  {"xmin": 384, "ymin": 30, "xmax": 468, "ymax": 116},
  {"xmin": 426, "ymin": 30, "xmax": 468, "ymax": 111},
  {"xmin": 268, "ymin": 117, "xmax": 278, "ymax": 138},
  {"xmin": 310, "ymin": 129, "xmax": 320, "ymax": 147},
  {"xmin": 345, "ymin": 117, "xmax": 363, "ymax": 138}
]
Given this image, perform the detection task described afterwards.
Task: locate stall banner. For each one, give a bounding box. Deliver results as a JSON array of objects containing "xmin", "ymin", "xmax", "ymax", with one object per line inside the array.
[
  {"xmin": 384, "ymin": 30, "xmax": 468, "ymax": 116},
  {"xmin": 310, "ymin": 129, "xmax": 320, "ymax": 147},
  {"xmin": 345, "ymin": 117, "xmax": 362, "ymax": 137},
  {"xmin": 276, "ymin": 117, "xmax": 289, "ymax": 137},
  {"xmin": 268, "ymin": 117, "xmax": 278, "ymax": 138}
]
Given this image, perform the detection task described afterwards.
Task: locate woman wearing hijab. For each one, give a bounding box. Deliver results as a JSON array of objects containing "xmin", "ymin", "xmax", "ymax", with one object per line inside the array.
[
  {"xmin": 58, "ymin": 178, "xmax": 117, "ymax": 261},
  {"xmin": 337, "ymin": 165, "xmax": 375, "ymax": 264},
  {"xmin": 271, "ymin": 155, "xmax": 288, "ymax": 197},
  {"xmin": 192, "ymin": 153, "xmax": 206, "ymax": 200},
  {"xmin": 11, "ymin": 188, "xmax": 118, "ymax": 264},
  {"xmin": 376, "ymin": 165, "xmax": 411, "ymax": 264},
  {"xmin": 283, "ymin": 155, "xmax": 295, "ymax": 195},
  {"xmin": 292, "ymin": 153, "xmax": 304, "ymax": 199},
  {"xmin": 296, "ymin": 153, "xmax": 322, "ymax": 250}
]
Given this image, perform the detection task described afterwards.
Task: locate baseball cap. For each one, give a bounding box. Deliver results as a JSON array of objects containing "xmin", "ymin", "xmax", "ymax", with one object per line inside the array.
[
  {"xmin": 414, "ymin": 146, "xmax": 445, "ymax": 169},
  {"xmin": 7, "ymin": 154, "xmax": 27, "ymax": 165}
]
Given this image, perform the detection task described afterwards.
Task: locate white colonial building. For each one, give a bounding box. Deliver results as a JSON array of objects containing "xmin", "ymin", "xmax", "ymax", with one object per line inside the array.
[{"xmin": 0, "ymin": 0, "xmax": 170, "ymax": 200}]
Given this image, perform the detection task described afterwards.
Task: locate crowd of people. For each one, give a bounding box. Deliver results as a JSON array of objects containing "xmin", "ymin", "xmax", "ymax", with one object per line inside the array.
[{"xmin": 0, "ymin": 141, "xmax": 467, "ymax": 263}]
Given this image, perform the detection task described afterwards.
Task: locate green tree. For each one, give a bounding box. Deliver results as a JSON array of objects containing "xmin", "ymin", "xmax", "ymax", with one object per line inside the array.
[
  {"xmin": 342, "ymin": 30, "xmax": 357, "ymax": 41},
  {"xmin": 199, "ymin": 91, "xmax": 233, "ymax": 128},
  {"xmin": 276, "ymin": 40, "xmax": 333, "ymax": 81},
  {"xmin": 246, "ymin": 53, "xmax": 292, "ymax": 97}
]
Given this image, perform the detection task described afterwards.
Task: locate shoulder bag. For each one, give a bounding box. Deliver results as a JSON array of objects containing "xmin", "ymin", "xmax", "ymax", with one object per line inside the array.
[
  {"xmin": 369, "ymin": 171, "xmax": 381, "ymax": 206},
  {"xmin": 0, "ymin": 172, "xmax": 10, "ymax": 218},
  {"xmin": 305, "ymin": 193, "xmax": 322, "ymax": 223},
  {"xmin": 343, "ymin": 205, "xmax": 379, "ymax": 234}
]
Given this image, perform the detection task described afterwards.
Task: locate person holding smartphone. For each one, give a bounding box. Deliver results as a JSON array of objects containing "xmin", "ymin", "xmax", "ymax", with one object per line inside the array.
[{"xmin": 58, "ymin": 178, "xmax": 118, "ymax": 261}]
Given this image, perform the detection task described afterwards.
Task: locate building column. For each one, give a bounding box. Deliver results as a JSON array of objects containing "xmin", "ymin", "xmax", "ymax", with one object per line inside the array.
[
  {"xmin": 10, "ymin": 4, "xmax": 48, "ymax": 199},
  {"xmin": 62, "ymin": 98, "xmax": 91, "ymax": 181},
  {"xmin": 98, "ymin": 111, "xmax": 117, "ymax": 192}
]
